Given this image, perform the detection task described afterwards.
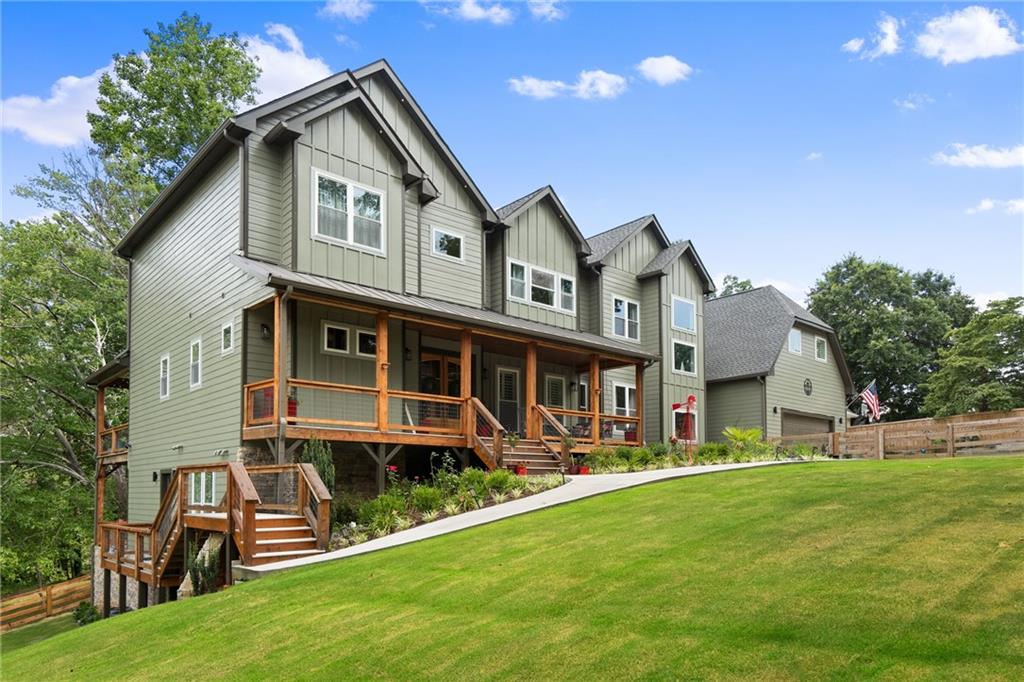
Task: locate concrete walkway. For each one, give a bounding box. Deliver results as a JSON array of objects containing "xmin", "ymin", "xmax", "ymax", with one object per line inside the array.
[{"xmin": 235, "ymin": 460, "xmax": 801, "ymax": 580}]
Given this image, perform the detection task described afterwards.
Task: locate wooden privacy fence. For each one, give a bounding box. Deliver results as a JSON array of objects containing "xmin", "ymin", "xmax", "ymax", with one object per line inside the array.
[
  {"xmin": 0, "ymin": 575, "xmax": 91, "ymax": 631},
  {"xmin": 769, "ymin": 409, "xmax": 1024, "ymax": 460}
]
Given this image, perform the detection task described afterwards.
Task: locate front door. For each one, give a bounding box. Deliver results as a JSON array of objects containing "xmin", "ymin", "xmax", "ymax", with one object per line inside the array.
[
  {"xmin": 496, "ymin": 367, "xmax": 520, "ymax": 433},
  {"xmin": 420, "ymin": 352, "xmax": 461, "ymax": 397}
]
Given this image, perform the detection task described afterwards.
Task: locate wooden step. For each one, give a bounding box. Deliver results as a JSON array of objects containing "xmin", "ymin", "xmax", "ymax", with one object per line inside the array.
[
  {"xmin": 254, "ymin": 537, "xmax": 318, "ymax": 554},
  {"xmin": 255, "ymin": 525, "xmax": 315, "ymax": 540},
  {"xmin": 253, "ymin": 514, "xmax": 307, "ymax": 529},
  {"xmin": 249, "ymin": 548, "xmax": 324, "ymax": 565}
]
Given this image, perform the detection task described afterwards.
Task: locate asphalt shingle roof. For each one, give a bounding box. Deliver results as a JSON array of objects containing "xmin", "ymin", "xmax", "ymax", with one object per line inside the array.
[
  {"xmin": 495, "ymin": 186, "xmax": 548, "ymax": 221},
  {"xmin": 584, "ymin": 216, "xmax": 655, "ymax": 265},
  {"xmin": 704, "ymin": 286, "xmax": 836, "ymax": 383},
  {"xmin": 638, "ymin": 240, "xmax": 693, "ymax": 278}
]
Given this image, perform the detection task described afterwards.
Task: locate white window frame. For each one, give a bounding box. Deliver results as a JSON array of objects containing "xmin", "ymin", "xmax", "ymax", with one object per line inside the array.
[
  {"xmin": 578, "ymin": 378, "xmax": 589, "ymax": 411},
  {"xmin": 671, "ymin": 295, "xmax": 697, "ymax": 333},
  {"xmin": 159, "ymin": 354, "xmax": 170, "ymax": 400},
  {"xmin": 612, "ymin": 295, "xmax": 641, "ymax": 341},
  {"xmin": 506, "ymin": 258, "xmax": 576, "ymax": 316},
  {"xmin": 430, "ymin": 226, "xmax": 465, "ymax": 263},
  {"xmin": 189, "ymin": 471, "xmax": 217, "ymax": 507},
  {"xmin": 672, "ymin": 407, "xmax": 699, "ymax": 444},
  {"xmin": 322, "ymin": 320, "xmax": 351, "ymax": 356},
  {"xmin": 543, "ymin": 374, "xmax": 566, "ymax": 409},
  {"xmin": 788, "ymin": 328, "xmax": 802, "ymax": 354},
  {"xmin": 672, "ymin": 339, "xmax": 698, "ymax": 376},
  {"xmin": 354, "ymin": 328, "xmax": 378, "ymax": 359},
  {"xmin": 220, "ymin": 321, "xmax": 234, "ymax": 355},
  {"xmin": 311, "ymin": 168, "xmax": 386, "ymax": 256},
  {"xmin": 612, "ymin": 382, "xmax": 637, "ymax": 418},
  {"xmin": 189, "ymin": 338, "xmax": 202, "ymax": 390},
  {"xmin": 814, "ymin": 335, "xmax": 828, "ymax": 363}
]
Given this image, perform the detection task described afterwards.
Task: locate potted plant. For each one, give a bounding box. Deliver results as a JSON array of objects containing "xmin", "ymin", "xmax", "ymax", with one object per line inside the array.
[
  {"xmin": 514, "ymin": 462, "xmax": 528, "ymax": 476},
  {"xmin": 507, "ymin": 432, "xmax": 521, "ymax": 449},
  {"xmin": 577, "ymin": 461, "xmax": 590, "ymax": 475},
  {"xmin": 287, "ymin": 387, "xmax": 299, "ymax": 418}
]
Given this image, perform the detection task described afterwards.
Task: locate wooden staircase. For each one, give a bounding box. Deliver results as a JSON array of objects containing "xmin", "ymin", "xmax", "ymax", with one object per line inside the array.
[
  {"xmin": 503, "ymin": 438, "xmax": 562, "ymax": 475},
  {"xmin": 249, "ymin": 514, "xmax": 324, "ymax": 565}
]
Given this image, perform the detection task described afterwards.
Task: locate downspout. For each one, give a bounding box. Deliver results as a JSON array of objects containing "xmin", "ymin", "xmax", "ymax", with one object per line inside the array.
[
  {"xmin": 758, "ymin": 375, "xmax": 768, "ymax": 435},
  {"xmin": 223, "ymin": 128, "xmax": 248, "ymax": 256}
]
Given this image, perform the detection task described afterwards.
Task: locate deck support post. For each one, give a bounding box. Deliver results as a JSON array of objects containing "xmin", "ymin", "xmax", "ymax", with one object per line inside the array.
[
  {"xmin": 376, "ymin": 312, "xmax": 390, "ymax": 433},
  {"xmin": 525, "ymin": 342, "xmax": 537, "ymax": 439},
  {"xmin": 94, "ymin": 387, "xmax": 106, "ymax": 543},
  {"xmin": 138, "ymin": 581, "xmax": 149, "ymax": 609},
  {"xmin": 363, "ymin": 443, "xmax": 404, "ymax": 494},
  {"xmin": 275, "ymin": 291, "xmax": 290, "ymax": 463},
  {"xmin": 635, "ymin": 362, "xmax": 644, "ymax": 445},
  {"xmin": 590, "ymin": 355, "xmax": 601, "ymax": 446},
  {"xmin": 102, "ymin": 569, "xmax": 111, "ymax": 618},
  {"xmin": 118, "ymin": 574, "xmax": 127, "ymax": 614}
]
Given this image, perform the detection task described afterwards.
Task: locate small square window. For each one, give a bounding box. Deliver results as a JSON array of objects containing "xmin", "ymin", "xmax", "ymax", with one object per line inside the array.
[
  {"xmin": 672, "ymin": 297, "xmax": 696, "ymax": 332},
  {"xmin": 323, "ymin": 322, "xmax": 350, "ymax": 354},
  {"xmin": 431, "ymin": 227, "xmax": 463, "ymax": 261},
  {"xmin": 356, "ymin": 330, "xmax": 377, "ymax": 357},
  {"xmin": 815, "ymin": 336, "xmax": 828, "ymax": 362},
  {"xmin": 788, "ymin": 328, "xmax": 802, "ymax": 354},
  {"xmin": 673, "ymin": 341, "xmax": 696, "ymax": 375}
]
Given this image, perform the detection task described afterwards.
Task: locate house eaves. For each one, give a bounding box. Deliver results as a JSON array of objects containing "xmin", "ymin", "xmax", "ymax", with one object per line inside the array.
[
  {"xmin": 585, "ymin": 214, "xmax": 670, "ymax": 266},
  {"xmin": 636, "ymin": 239, "xmax": 716, "ymax": 294},
  {"xmin": 495, "ymin": 185, "xmax": 592, "ymax": 256}
]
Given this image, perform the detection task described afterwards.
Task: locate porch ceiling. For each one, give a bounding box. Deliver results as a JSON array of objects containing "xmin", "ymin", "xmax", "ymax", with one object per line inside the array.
[{"xmin": 233, "ymin": 255, "xmax": 656, "ymax": 364}]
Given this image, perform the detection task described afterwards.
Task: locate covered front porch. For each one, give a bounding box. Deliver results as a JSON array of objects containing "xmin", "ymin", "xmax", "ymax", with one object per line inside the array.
[{"xmin": 240, "ymin": 289, "xmax": 650, "ymax": 473}]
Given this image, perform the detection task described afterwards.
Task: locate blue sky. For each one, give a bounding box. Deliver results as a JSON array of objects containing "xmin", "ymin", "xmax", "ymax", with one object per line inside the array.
[{"xmin": 3, "ymin": 1, "xmax": 1022, "ymax": 305}]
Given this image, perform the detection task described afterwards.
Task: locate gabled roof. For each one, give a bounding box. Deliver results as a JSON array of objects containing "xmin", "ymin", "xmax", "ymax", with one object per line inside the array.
[
  {"xmin": 495, "ymin": 186, "xmax": 591, "ymax": 256},
  {"xmin": 232, "ymin": 255, "xmax": 655, "ymax": 361},
  {"xmin": 704, "ymin": 286, "xmax": 854, "ymax": 391},
  {"xmin": 585, "ymin": 214, "xmax": 669, "ymax": 266},
  {"xmin": 637, "ymin": 239, "xmax": 715, "ymax": 293}
]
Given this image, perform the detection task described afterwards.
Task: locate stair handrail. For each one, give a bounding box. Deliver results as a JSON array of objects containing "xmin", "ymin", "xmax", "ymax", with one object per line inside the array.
[
  {"xmin": 227, "ymin": 462, "xmax": 261, "ymax": 564},
  {"xmin": 535, "ymin": 404, "xmax": 572, "ymax": 466},
  {"xmin": 297, "ymin": 463, "xmax": 333, "ymax": 550},
  {"xmin": 149, "ymin": 473, "xmax": 181, "ymax": 577},
  {"xmin": 469, "ymin": 397, "xmax": 505, "ymax": 468}
]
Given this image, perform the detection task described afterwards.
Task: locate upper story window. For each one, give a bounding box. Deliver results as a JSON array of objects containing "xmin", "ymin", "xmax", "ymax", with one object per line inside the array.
[
  {"xmin": 313, "ymin": 169, "xmax": 384, "ymax": 254},
  {"xmin": 322, "ymin": 320, "xmax": 350, "ymax": 355},
  {"xmin": 613, "ymin": 296, "xmax": 640, "ymax": 340},
  {"xmin": 788, "ymin": 328, "xmax": 802, "ymax": 354},
  {"xmin": 671, "ymin": 296, "xmax": 696, "ymax": 333},
  {"xmin": 431, "ymin": 227, "xmax": 464, "ymax": 262},
  {"xmin": 672, "ymin": 340, "xmax": 697, "ymax": 375},
  {"xmin": 159, "ymin": 354, "xmax": 170, "ymax": 400},
  {"xmin": 815, "ymin": 336, "xmax": 828, "ymax": 362},
  {"xmin": 189, "ymin": 338, "xmax": 202, "ymax": 389},
  {"xmin": 356, "ymin": 329, "xmax": 378, "ymax": 358},
  {"xmin": 221, "ymin": 322, "xmax": 234, "ymax": 354},
  {"xmin": 507, "ymin": 259, "xmax": 575, "ymax": 315}
]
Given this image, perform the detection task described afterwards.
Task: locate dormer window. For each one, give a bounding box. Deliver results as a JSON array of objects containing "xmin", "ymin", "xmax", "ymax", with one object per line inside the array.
[
  {"xmin": 313, "ymin": 169, "xmax": 384, "ymax": 254},
  {"xmin": 507, "ymin": 259, "xmax": 575, "ymax": 314}
]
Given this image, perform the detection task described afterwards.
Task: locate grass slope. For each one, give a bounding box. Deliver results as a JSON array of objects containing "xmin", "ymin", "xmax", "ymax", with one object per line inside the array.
[
  {"xmin": 0, "ymin": 614, "xmax": 76, "ymax": 656},
  {"xmin": 5, "ymin": 458, "xmax": 1023, "ymax": 680}
]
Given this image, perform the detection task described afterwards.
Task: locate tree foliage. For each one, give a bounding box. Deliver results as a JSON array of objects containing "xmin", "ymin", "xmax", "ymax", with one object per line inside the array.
[
  {"xmin": 807, "ymin": 254, "xmax": 976, "ymax": 420},
  {"xmin": 709, "ymin": 274, "xmax": 753, "ymax": 298},
  {"xmin": 923, "ymin": 298, "xmax": 1024, "ymax": 417},
  {"xmin": 87, "ymin": 12, "xmax": 259, "ymax": 186}
]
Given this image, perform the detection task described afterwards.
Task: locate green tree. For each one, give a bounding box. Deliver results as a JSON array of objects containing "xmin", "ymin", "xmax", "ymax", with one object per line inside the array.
[
  {"xmin": 807, "ymin": 254, "xmax": 976, "ymax": 420},
  {"xmin": 923, "ymin": 298, "xmax": 1024, "ymax": 417},
  {"xmin": 87, "ymin": 12, "xmax": 260, "ymax": 186},
  {"xmin": 708, "ymin": 274, "xmax": 753, "ymax": 299}
]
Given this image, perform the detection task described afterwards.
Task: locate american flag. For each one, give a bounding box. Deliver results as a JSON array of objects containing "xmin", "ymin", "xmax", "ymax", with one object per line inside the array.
[{"xmin": 860, "ymin": 380, "xmax": 881, "ymax": 421}]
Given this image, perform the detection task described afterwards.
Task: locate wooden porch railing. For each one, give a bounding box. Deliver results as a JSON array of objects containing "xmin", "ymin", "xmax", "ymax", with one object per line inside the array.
[
  {"xmin": 545, "ymin": 407, "xmax": 598, "ymax": 446},
  {"xmin": 535, "ymin": 404, "xmax": 572, "ymax": 465},
  {"xmin": 98, "ymin": 423, "xmax": 129, "ymax": 458},
  {"xmin": 467, "ymin": 397, "xmax": 505, "ymax": 469},
  {"xmin": 243, "ymin": 379, "xmax": 276, "ymax": 426}
]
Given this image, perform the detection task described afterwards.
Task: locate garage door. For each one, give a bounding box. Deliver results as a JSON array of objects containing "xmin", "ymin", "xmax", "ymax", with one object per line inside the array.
[{"xmin": 782, "ymin": 412, "xmax": 832, "ymax": 436}]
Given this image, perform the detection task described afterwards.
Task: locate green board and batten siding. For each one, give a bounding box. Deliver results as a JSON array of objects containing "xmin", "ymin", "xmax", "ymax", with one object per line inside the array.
[
  {"xmin": 656, "ymin": 255, "xmax": 706, "ymax": 444},
  {"xmin": 128, "ymin": 153, "xmax": 267, "ymax": 522},
  {"xmin": 764, "ymin": 326, "xmax": 848, "ymax": 438}
]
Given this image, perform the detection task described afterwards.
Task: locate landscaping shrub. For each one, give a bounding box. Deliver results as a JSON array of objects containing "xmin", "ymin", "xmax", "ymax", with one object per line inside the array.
[
  {"xmin": 73, "ymin": 601, "xmax": 100, "ymax": 626},
  {"xmin": 614, "ymin": 445, "xmax": 634, "ymax": 461},
  {"xmin": 358, "ymin": 492, "xmax": 407, "ymax": 526},
  {"xmin": 430, "ymin": 450, "xmax": 461, "ymax": 497},
  {"xmin": 410, "ymin": 485, "xmax": 443, "ymax": 514},
  {"xmin": 723, "ymin": 426, "xmax": 763, "ymax": 452},
  {"xmin": 484, "ymin": 468, "xmax": 515, "ymax": 493},
  {"xmin": 696, "ymin": 442, "xmax": 730, "ymax": 464},
  {"xmin": 629, "ymin": 447, "xmax": 654, "ymax": 470},
  {"xmin": 331, "ymin": 490, "xmax": 362, "ymax": 527},
  {"xmin": 298, "ymin": 436, "xmax": 335, "ymax": 495},
  {"xmin": 650, "ymin": 441, "xmax": 669, "ymax": 458},
  {"xmin": 459, "ymin": 467, "xmax": 487, "ymax": 493}
]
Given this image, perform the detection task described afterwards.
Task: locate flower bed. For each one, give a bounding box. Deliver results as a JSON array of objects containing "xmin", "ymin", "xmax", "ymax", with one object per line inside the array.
[{"xmin": 328, "ymin": 454, "xmax": 563, "ymax": 550}]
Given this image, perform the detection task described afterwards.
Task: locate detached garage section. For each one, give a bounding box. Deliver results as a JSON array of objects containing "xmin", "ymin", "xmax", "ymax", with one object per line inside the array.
[{"xmin": 704, "ymin": 286, "xmax": 854, "ymax": 442}]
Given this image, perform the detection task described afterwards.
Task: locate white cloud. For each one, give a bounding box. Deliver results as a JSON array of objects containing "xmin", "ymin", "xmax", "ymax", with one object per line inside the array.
[
  {"xmin": 321, "ymin": 0, "xmax": 375, "ymax": 22},
  {"xmin": 932, "ymin": 143, "xmax": 1024, "ymax": 169},
  {"xmin": 893, "ymin": 92, "xmax": 934, "ymax": 111},
  {"xmin": 508, "ymin": 69, "xmax": 628, "ymax": 100},
  {"xmin": 244, "ymin": 24, "xmax": 333, "ymax": 105},
  {"xmin": 841, "ymin": 37, "xmax": 865, "ymax": 54},
  {"xmin": 966, "ymin": 197, "xmax": 1024, "ymax": 215},
  {"xmin": 863, "ymin": 14, "xmax": 902, "ymax": 60},
  {"xmin": 424, "ymin": 0, "xmax": 514, "ymax": 26},
  {"xmin": 636, "ymin": 55, "xmax": 693, "ymax": 86},
  {"xmin": 916, "ymin": 6, "xmax": 1024, "ymax": 65},
  {"xmin": 335, "ymin": 33, "xmax": 360, "ymax": 49},
  {"xmin": 1, "ymin": 64, "xmax": 109, "ymax": 146},
  {"xmin": 527, "ymin": 0, "xmax": 565, "ymax": 22},
  {"xmin": 805, "ymin": 152, "xmax": 823, "ymax": 161},
  {"xmin": 973, "ymin": 291, "xmax": 1011, "ymax": 309}
]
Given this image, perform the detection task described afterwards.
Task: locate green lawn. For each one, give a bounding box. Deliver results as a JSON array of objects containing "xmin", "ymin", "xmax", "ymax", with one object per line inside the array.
[
  {"xmin": 1, "ymin": 614, "xmax": 76, "ymax": 656},
  {"xmin": 5, "ymin": 458, "xmax": 1023, "ymax": 680}
]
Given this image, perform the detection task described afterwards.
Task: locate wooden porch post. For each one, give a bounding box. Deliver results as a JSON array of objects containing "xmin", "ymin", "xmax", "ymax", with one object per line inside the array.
[
  {"xmin": 525, "ymin": 342, "xmax": 537, "ymax": 438},
  {"xmin": 95, "ymin": 387, "xmax": 105, "ymax": 538},
  {"xmin": 273, "ymin": 292, "xmax": 286, "ymax": 462},
  {"xmin": 635, "ymin": 362, "xmax": 644, "ymax": 445},
  {"xmin": 590, "ymin": 355, "xmax": 601, "ymax": 446},
  {"xmin": 102, "ymin": 569, "xmax": 111, "ymax": 618},
  {"xmin": 376, "ymin": 312, "xmax": 389, "ymax": 433},
  {"xmin": 460, "ymin": 329, "xmax": 472, "ymax": 435}
]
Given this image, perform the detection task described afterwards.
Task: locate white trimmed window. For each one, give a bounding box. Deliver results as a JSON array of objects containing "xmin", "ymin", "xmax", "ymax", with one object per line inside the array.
[
  {"xmin": 189, "ymin": 338, "xmax": 202, "ymax": 389},
  {"xmin": 672, "ymin": 340, "xmax": 697, "ymax": 375},
  {"xmin": 507, "ymin": 259, "xmax": 575, "ymax": 314},
  {"xmin": 578, "ymin": 379, "xmax": 589, "ymax": 411},
  {"xmin": 673, "ymin": 408, "xmax": 698, "ymax": 443},
  {"xmin": 788, "ymin": 328, "xmax": 802, "ymax": 354},
  {"xmin": 544, "ymin": 375, "xmax": 566, "ymax": 408},
  {"xmin": 815, "ymin": 336, "xmax": 827, "ymax": 362},
  {"xmin": 356, "ymin": 329, "xmax": 377, "ymax": 358},
  {"xmin": 431, "ymin": 227, "xmax": 464, "ymax": 261},
  {"xmin": 613, "ymin": 383, "xmax": 637, "ymax": 418},
  {"xmin": 221, "ymin": 322, "xmax": 234, "ymax": 354},
  {"xmin": 322, "ymin": 321, "xmax": 350, "ymax": 355},
  {"xmin": 189, "ymin": 471, "xmax": 216, "ymax": 507},
  {"xmin": 313, "ymin": 169, "xmax": 384, "ymax": 253},
  {"xmin": 613, "ymin": 296, "xmax": 640, "ymax": 340},
  {"xmin": 159, "ymin": 354, "xmax": 170, "ymax": 400},
  {"xmin": 671, "ymin": 296, "xmax": 696, "ymax": 333}
]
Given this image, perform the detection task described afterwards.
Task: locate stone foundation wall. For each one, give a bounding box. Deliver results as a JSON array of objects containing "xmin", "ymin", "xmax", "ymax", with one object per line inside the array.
[{"xmin": 92, "ymin": 545, "xmax": 140, "ymax": 612}]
